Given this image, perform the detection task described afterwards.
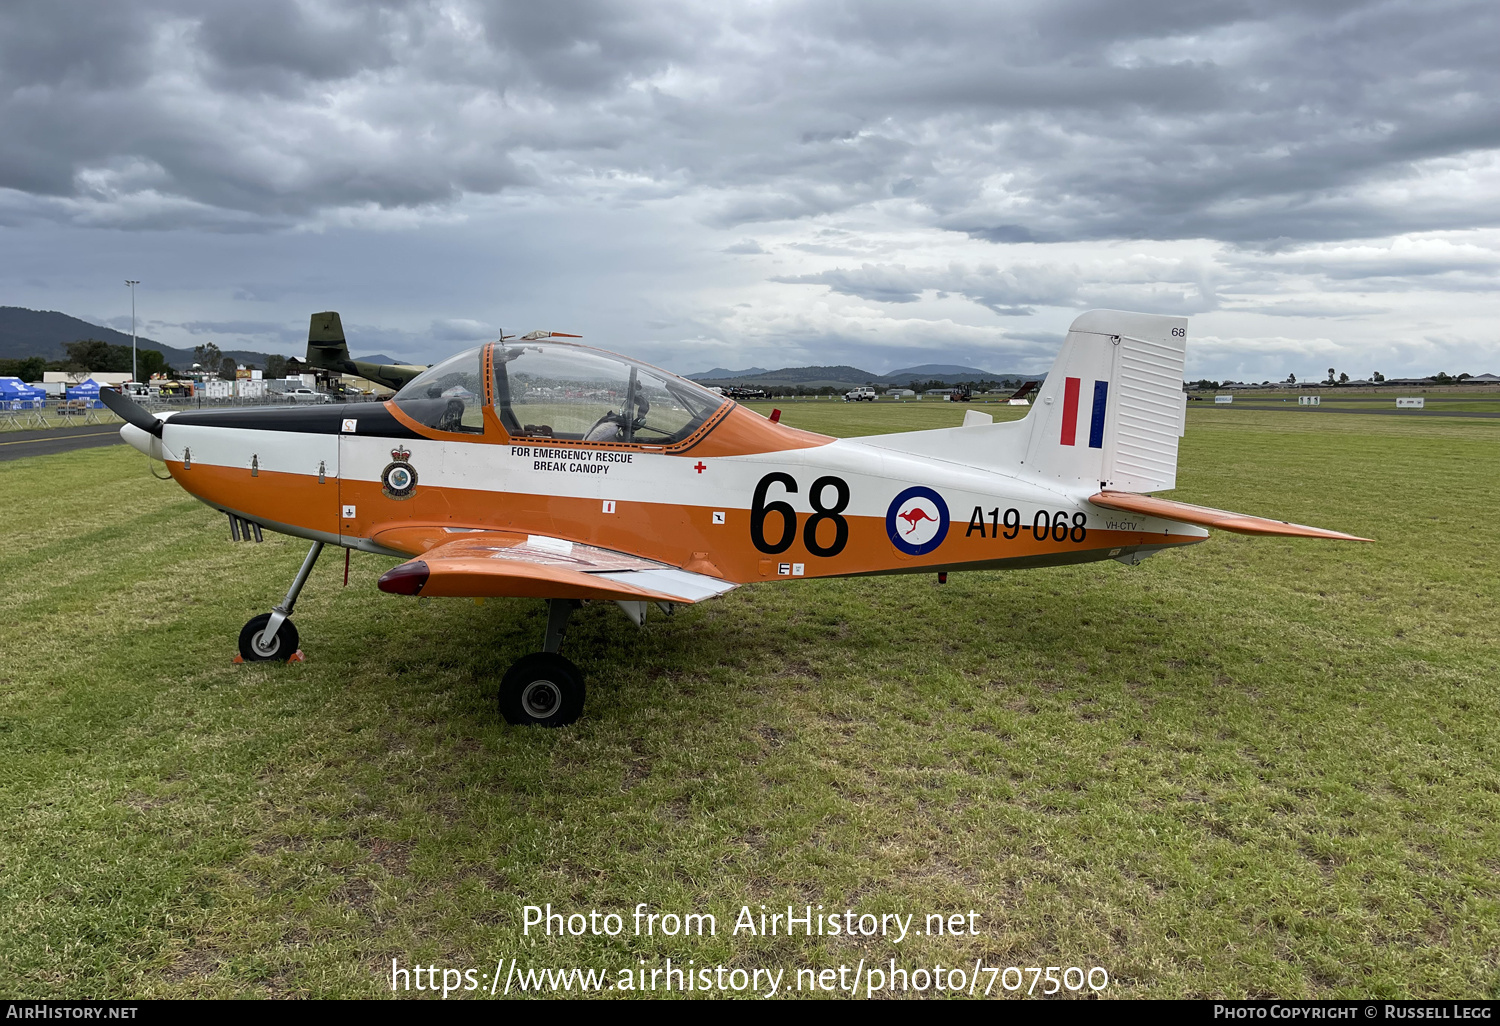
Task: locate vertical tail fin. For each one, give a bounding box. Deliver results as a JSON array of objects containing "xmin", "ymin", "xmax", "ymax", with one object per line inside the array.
[
  {"xmin": 1023, "ymin": 310, "xmax": 1188, "ymax": 492},
  {"xmin": 307, "ymin": 311, "xmax": 354, "ymax": 374}
]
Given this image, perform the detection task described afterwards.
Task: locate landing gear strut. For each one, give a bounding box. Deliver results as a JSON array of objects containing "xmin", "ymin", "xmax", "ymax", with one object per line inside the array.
[
  {"xmin": 238, "ymin": 540, "xmax": 323, "ymax": 662},
  {"xmin": 498, "ymin": 599, "xmax": 586, "ymax": 727}
]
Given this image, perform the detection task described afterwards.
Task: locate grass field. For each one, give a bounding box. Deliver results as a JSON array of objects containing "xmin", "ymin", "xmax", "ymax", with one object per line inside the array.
[{"xmin": 2, "ymin": 404, "xmax": 1498, "ymax": 999}]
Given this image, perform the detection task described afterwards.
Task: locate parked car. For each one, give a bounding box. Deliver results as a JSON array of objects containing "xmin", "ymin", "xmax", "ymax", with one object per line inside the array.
[
  {"xmin": 844, "ymin": 386, "xmax": 877, "ymax": 402},
  {"xmin": 285, "ymin": 387, "xmax": 333, "ymax": 403}
]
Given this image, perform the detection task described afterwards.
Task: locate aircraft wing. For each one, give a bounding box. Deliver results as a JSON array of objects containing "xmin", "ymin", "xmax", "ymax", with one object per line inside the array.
[
  {"xmin": 375, "ymin": 530, "xmax": 739, "ymax": 602},
  {"xmin": 1089, "ymin": 490, "xmax": 1371, "ymax": 541}
]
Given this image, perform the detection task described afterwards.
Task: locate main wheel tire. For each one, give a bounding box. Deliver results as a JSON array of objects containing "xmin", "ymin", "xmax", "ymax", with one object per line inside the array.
[
  {"xmin": 238, "ymin": 613, "xmax": 299, "ymax": 663},
  {"xmin": 498, "ymin": 653, "xmax": 585, "ymax": 727}
]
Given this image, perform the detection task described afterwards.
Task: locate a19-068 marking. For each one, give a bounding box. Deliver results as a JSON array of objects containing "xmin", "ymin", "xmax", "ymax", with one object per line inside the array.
[{"xmin": 967, "ymin": 506, "xmax": 1087, "ymax": 543}]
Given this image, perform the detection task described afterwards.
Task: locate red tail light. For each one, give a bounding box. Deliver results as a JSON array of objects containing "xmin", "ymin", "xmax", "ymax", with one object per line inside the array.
[{"xmin": 378, "ymin": 560, "xmax": 430, "ymax": 595}]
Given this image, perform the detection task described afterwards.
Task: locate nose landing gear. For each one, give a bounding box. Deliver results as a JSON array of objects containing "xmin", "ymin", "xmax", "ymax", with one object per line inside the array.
[
  {"xmin": 238, "ymin": 612, "xmax": 300, "ymax": 661},
  {"xmin": 498, "ymin": 598, "xmax": 586, "ymax": 727},
  {"xmin": 237, "ymin": 540, "xmax": 324, "ymax": 663}
]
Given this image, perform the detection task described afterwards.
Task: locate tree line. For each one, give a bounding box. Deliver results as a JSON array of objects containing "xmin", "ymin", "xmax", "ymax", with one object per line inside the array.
[
  {"xmin": 0, "ymin": 339, "xmax": 291, "ymax": 382},
  {"xmin": 0, "ymin": 340, "xmax": 172, "ymax": 381}
]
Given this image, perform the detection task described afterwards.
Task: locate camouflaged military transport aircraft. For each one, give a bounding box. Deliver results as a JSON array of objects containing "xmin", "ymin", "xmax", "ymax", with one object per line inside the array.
[{"xmin": 102, "ymin": 309, "xmax": 1367, "ymax": 727}]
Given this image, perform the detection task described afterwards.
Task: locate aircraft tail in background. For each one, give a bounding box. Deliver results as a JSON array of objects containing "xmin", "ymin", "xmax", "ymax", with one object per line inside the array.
[
  {"xmin": 305, "ymin": 311, "xmax": 426, "ymax": 392},
  {"xmin": 1004, "ymin": 380, "xmax": 1040, "ymax": 404}
]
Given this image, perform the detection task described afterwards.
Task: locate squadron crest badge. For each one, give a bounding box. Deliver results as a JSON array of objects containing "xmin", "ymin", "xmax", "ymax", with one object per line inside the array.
[{"xmin": 381, "ymin": 445, "xmax": 418, "ymax": 500}]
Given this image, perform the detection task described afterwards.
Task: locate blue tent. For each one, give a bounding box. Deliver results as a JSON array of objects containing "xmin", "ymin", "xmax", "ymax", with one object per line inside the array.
[
  {"xmin": 65, "ymin": 378, "xmax": 107, "ymax": 408},
  {"xmin": 0, "ymin": 376, "xmax": 46, "ymax": 409}
]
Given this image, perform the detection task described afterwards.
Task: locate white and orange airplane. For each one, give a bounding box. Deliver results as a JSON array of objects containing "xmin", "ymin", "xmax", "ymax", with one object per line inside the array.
[{"xmin": 103, "ymin": 310, "xmax": 1366, "ymax": 727}]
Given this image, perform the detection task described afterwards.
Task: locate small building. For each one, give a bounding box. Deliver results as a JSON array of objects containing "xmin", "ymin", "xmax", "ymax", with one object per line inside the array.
[{"xmin": 44, "ymin": 370, "xmax": 132, "ymax": 386}]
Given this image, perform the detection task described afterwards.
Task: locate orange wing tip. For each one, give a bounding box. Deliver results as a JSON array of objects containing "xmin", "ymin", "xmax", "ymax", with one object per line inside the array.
[{"xmin": 1090, "ymin": 491, "xmax": 1372, "ymax": 542}]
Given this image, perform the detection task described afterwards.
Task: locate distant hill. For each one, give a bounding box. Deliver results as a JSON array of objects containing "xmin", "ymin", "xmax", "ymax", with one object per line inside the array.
[
  {"xmin": 0, "ymin": 306, "xmax": 278, "ymax": 369},
  {"xmin": 686, "ymin": 361, "xmax": 1028, "ymax": 389},
  {"xmin": 885, "ymin": 363, "xmax": 1001, "ymax": 381},
  {"xmin": 686, "ymin": 366, "xmax": 769, "ymax": 380}
]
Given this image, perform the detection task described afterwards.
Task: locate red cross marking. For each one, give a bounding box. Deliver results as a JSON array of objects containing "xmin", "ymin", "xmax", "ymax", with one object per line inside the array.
[{"xmin": 694, "ymin": 462, "xmax": 707, "ymax": 474}]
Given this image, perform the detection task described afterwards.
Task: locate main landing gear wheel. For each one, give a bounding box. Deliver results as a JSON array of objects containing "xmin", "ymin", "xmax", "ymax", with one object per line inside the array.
[
  {"xmin": 238, "ymin": 612, "xmax": 299, "ymax": 662},
  {"xmin": 499, "ymin": 653, "xmax": 586, "ymax": 728}
]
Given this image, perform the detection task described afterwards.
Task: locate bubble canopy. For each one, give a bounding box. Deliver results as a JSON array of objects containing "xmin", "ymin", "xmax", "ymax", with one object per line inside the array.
[
  {"xmin": 392, "ymin": 341, "xmax": 728, "ymax": 444},
  {"xmin": 391, "ymin": 348, "xmax": 487, "ymax": 433}
]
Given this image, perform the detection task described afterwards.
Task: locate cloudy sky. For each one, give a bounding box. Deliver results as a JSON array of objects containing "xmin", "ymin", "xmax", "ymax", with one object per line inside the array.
[{"xmin": 1, "ymin": 0, "xmax": 1496, "ymax": 379}]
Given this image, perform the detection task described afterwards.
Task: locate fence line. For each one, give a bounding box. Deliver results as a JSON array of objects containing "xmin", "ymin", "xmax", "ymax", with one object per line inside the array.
[{"xmin": 0, "ymin": 392, "xmax": 388, "ymax": 431}]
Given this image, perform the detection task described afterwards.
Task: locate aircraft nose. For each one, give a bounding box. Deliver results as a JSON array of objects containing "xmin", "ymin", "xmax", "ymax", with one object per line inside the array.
[
  {"xmin": 121, "ymin": 422, "xmax": 150, "ymax": 455},
  {"xmin": 120, "ymin": 422, "xmax": 164, "ymax": 460}
]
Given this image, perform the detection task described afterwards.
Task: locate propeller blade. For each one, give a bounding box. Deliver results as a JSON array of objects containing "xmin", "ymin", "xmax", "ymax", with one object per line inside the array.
[{"xmin": 99, "ymin": 386, "xmax": 164, "ymax": 437}]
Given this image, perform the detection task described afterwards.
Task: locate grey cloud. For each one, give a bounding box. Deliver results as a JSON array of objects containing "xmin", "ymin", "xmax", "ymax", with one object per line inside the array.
[
  {"xmin": 773, "ymin": 262, "xmax": 1086, "ymax": 315},
  {"xmin": 0, "ymin": 0, "xmax": 1495, "ymax": 244},
  {"xmin": 431, "ymin": 318, "xmax": 496, "ymax": 341},
  {"xmin": 1234, "ymin": 300, "xmax": 1389, "ymax": 318},
  {"xmin": 774, "ymin": 265, "xmax": 928, "ymax": 304},
  {"xmin": 180, "ymin": 319, "xmax": 293, "ymax": 335},
  {"xmin": 194, "ymin": 0, "xmax": 400, "ymax": 87}
]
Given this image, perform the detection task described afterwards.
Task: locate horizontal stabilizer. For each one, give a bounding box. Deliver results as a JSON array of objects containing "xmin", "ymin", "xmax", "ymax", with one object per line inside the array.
[{"xmin": 1089, "ymin": 491, "xmax": 1371, "ymax": 541}]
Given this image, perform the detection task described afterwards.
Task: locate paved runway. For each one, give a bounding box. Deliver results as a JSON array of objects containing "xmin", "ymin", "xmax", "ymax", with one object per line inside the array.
[
  {"xmin": 1202, "ymin": 404, "xmax": 1500, "ymax": 419},
  {"xmin": 1235, "ymin": 394, "xmax": 1500, "ymax": 405},
  {"xmin": 0, "ymin": 425, "xmax": 124, "ymax": 462}
]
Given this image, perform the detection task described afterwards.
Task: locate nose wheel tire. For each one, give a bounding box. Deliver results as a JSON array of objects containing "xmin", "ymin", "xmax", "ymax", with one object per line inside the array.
[
  {"xmin": 238, "ymin": 613, "xmax": 300, "ymax": 662},
  {"xmin": 499, "ymin": 653, "xmax": 585, "ymax": 727}
]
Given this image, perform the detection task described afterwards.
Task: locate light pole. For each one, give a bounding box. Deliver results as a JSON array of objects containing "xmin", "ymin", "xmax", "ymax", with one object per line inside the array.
[{"xmin": 125, "ymin": 280, "xmax": 141, "ymax": 382}]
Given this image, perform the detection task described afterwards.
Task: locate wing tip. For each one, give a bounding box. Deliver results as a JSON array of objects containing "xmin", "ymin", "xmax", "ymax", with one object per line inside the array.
[{"xmin": 378, "ymin": 560, "xmax": 430, "ymax": 595}]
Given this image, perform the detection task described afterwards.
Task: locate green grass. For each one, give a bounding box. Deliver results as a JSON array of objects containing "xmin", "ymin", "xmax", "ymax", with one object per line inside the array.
[{"xmin": 2, "ymin": 408, "xmax": 1498, "ymax": 999}]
